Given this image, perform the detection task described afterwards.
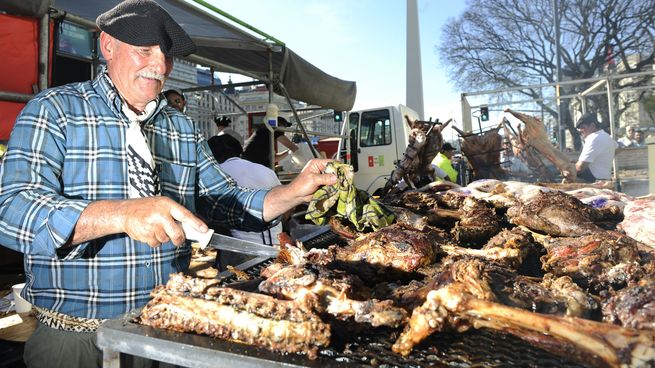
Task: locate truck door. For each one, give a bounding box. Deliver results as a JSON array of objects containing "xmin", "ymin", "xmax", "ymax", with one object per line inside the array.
[{"xmin": 353, "ymin": 108, "xmax": 394, "ymax": 193}]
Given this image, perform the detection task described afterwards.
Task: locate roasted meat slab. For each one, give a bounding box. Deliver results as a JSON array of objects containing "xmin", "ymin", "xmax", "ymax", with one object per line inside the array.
[
  {"xmin": 539, "ymin": 231, "xmax": 646, "ymax": 293},
  {"xmin": 259, "ymin": 261, "xmax": 407, "ymax": 328},
  {"xmin": 507, "ymin": 190, "xmax": 606, "ymax": 236},
  {"xmin": 602, "ymin": 276, "xmax": 655, "ymax": 330},
  {"xmin": 139, "ymin": 276, "xmax": 330, "ymax": 359}
]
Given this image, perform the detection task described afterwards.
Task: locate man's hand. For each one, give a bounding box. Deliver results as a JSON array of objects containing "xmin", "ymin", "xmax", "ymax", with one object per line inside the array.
[
  {"xmin": 71, "ymin": 196, "xmax": 208, "ymax": 248},
  {"xmin": 119, "ymin": 197, "xmax": 208, "ymax": 247},
  {"xmin": 263, "ymin": 158, "xmax": 337, "ymax": 221}
]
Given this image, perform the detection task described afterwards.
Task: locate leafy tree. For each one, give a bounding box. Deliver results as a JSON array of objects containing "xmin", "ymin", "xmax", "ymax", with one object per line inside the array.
[{"xmin": 440, "ymin": 0, "xmax": 655, "ymax": 149}]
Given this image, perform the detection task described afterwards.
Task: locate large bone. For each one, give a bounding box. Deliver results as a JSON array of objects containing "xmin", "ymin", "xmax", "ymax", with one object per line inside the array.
[
  {"xmin": 393, "ymin": 282, "xmax": 655, "ymax": 368},
  {"xmin": 504, "ymin": 109, "xmax": 576, "ymax": 182}
]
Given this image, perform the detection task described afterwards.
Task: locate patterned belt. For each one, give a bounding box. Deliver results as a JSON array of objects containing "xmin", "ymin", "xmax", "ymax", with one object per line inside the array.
[{"xmin": 33, "ymin": 306, "xmax": 107, "ymax": 333}]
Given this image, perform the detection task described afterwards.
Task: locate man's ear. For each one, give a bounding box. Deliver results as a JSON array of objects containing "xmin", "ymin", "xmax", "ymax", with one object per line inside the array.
[{"xmin": 99, "ymin": 32, "xmax": 114, "ymax": 60}]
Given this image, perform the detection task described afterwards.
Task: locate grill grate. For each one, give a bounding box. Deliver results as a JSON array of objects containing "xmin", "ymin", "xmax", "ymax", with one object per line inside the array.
[{"xmin": 214, "ymin": 257, "xmax": 586, "ymax": 368}]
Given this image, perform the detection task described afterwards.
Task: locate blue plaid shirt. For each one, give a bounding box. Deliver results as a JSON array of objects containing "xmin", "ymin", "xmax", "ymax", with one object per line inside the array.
[{"xmin": 0, "ymin": 69, "xmax": 270, "ymax": 319}]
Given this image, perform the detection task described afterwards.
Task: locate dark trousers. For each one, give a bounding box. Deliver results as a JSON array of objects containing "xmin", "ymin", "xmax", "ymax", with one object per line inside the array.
[
  {"xmin": 24, "ymin": 322, "xmax": 179, "ymax": 368},
  {"xmin": 576, "ymin": 167, "xmax": 597, "ymax": 183}
]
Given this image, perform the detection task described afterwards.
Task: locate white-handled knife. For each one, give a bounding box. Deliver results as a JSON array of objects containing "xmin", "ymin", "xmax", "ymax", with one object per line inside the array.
[{"xmin": 181, "ymin": 223, "xmax": 279, "ymax": 258}]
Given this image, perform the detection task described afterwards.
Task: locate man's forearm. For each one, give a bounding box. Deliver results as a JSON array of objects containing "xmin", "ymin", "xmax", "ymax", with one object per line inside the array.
[
  {"xmin": 575, "ymin": 161, "xmax": 588, "ymax": 172},
  {"xmin": 262, "ymin": 185, "xmax": 304, "ymax": 222},
  {"xmin": 67, "ymin": 200, "xmax": 128, "ymax": 246}
]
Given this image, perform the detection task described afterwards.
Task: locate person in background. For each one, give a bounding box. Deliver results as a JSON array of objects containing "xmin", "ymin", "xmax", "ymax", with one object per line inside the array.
[
  {"xmin": 575, "ymin": 113, "xmax": 616, "ymax": 183},
  {"xmin": 207, "ymin": 134, "xmax": 283, "ymax": 268},
  {"xmin": 242, "ymin": 116, "xmax": 299, "ymax": 169},
  {"xmin": 214, "ymin": 115, "xmax": 244, "ymax": 147},
  {"xmin": 0, "ymin": 1, "xmax": 336, "ymax": 367},
  {"xmin": 617, "ymin": 124, "xmax": 638, "ymax": 147},
  {"xmin": 431, "ymin": 143, "xmax": 459, "ymax": 182},
  {"xmin": 163, "ymin": 89, "xmax": 186, "ymax": 113},
  {"xmin": 634, "ymin": 130, "xmax": 646, "ymax": 147}
]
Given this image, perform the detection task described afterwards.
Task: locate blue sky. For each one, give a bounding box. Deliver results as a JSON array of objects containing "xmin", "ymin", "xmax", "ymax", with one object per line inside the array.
[{"xmin": 207, "ymin": 0, "xmax": 468, "ymax": 133}]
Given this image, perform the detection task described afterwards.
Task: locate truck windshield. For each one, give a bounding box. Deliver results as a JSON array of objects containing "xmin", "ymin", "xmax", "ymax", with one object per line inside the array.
[{"xmin": 360, "ymin": 110, "xmax": 392, "ymax": 147}]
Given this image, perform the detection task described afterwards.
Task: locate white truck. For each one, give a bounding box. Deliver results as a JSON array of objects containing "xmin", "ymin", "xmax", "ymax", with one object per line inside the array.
[{"xmin": 336, "ymin": 105, "xmax": 421, "ymax": 194}]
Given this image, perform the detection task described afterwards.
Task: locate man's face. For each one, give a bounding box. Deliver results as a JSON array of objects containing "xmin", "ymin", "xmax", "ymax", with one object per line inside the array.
[
  {"xmin": 577, "ymin": 123, "xmax": 594, "ymax": 139},
  {"xmin": 626, "ymin": 127, "xmax": 635, "ymax": 138},
  {"xmin": 100, "ymin": 32, "xmax": 173, "ymax": 112},
  {"xmin": 166, "ymin": 92, "xmax": 185, "ymax": 112}
]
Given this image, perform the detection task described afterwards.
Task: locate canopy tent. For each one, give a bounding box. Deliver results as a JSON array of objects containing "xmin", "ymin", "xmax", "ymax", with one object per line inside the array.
[{"xmin": 0, "ymin": 0, "xmax": 356, "ymax": 111}]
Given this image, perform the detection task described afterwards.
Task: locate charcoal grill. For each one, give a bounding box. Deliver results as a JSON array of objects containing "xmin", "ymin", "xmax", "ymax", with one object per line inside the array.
[{"xmin": 96, "ymin": 228, "xmax": 589, "ymax": 368}]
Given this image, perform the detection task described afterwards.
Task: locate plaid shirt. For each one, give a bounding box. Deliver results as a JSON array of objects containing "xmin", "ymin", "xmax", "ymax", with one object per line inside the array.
[{"xmin": 0, "ymin": 69, "xmax": 269, "ymax": 319}]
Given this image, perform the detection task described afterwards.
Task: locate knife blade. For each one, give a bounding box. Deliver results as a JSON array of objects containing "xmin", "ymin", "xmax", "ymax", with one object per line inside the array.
[{"xmin": 181, "ymin": 223, "xmax": 279, "ymax": 258}]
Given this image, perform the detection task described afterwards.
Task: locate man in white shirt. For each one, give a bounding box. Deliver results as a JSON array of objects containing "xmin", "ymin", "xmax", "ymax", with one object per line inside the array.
[
  {"xmin": 206, "ymin": 134, "xmax": 283, "ymax": 268},
  {"xmin": 575, "ymin": 113, "xmax": 616, "ymax": 183}
]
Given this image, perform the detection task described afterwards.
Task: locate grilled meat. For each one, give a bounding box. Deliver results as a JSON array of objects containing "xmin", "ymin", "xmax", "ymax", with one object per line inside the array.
[
  {"xmin": 504, "ymin": 109, "xmax": 577, "ymax": 182},
  {"xmin": 384, "ymin": 191, "xmax": 499, "ymax": 244},
  {"xmin": 393, "ymin": 280, "xmax": 655, "ymax": 368},
  {"xmin": 381, "ymin": 116, "xmax": 450, "ymax": 196},
  {"xmin": 452, "ymin": 125, "xmax": 506, "ymax": 181},
  {"xmin": 258, "ymin": 263, "xmax": 407, "ymax": 328},
  {"xmin": 539, "ymin": 231, "xmax": 646, "ymax": 293},
  {"xmin": 139, "ymin": 278, "xmax": 330, "ymax": 359},
  {"xmin": 450, "ymin": 195, "xmax": 500, "ymax": 244},
  {"xmin": 332, "ymin": 222, "xmax": 440, "ymax": 273},
  {"xmin": 602, "ymin": 276, "xmax": 655, "ymax": 330},
  {"xmin": 507, "ymin": 190, "xmax": 605, "ymax": 236},
  {"xmin": 441, "ymin": 228, "xmax": 539, "ymax": 271}
]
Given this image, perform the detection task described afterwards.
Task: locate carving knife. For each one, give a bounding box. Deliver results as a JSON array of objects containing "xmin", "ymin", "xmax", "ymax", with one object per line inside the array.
[{"xmin": 181, "ymin": 223, "xmax": 279, "ymax": 258}]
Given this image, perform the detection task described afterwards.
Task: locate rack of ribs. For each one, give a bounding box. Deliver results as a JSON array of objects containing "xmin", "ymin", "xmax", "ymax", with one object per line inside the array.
[{"xmin": 139, "ymin": 276, "xmax": 330, "ymax": 359}]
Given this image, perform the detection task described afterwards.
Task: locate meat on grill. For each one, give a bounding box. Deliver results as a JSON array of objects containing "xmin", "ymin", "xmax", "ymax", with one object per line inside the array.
[
  {"xmin": 441, "ymin": 227, "xmax": 539, "ymax": 270},
  {"xmin": 139, "ymin": 275, "xmax": 330, "ymax": 359},
  {"xmin": 538, "ymin": 231, "xmax": 646, "ymax": 294},
  {"xmin": 393, "ymin": 280, "xmax": 655, "ymax": 368},
  {"xmin": 258, "ymin": 262, "xmax": 407, "ymax": 328},
  {"xmin": 602, "ymin": 275, "xmax": 655, "ymax": 330},
  {"xmin": 507, "ymin": 190, "xmax": 607, "ymax": 236},
  {"xmin": 384, "ymin": 191, "xmax": 500, "ymax": 245},
  {"xmin": 504, "ymin": 109, "xmax": 577, "ymax": 182}
]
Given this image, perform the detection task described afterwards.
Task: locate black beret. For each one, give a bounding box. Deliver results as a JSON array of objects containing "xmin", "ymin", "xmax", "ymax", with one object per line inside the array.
[
  {"xmin": 97, "ymin": 0, "xmax": 196, "ymax": 57},
  {"xmin": 576, "ymin": 113, "xmax": 599, "ymax": 128}
]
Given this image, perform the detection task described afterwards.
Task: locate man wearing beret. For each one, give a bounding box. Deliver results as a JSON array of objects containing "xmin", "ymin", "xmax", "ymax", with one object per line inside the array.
[
  {"xmin": 0, "ymin": 1, "xmax": 336, "ymax": 367},
  {"xmin": 575, "ymin": 113, "xmax": 617, "ymax": 183}
]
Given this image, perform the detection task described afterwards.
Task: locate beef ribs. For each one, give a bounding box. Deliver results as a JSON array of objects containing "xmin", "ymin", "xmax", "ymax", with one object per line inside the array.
[{"xmin": 139, "ymin": 275, "xmax": 330, "ymax": 359}]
